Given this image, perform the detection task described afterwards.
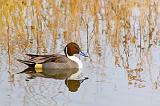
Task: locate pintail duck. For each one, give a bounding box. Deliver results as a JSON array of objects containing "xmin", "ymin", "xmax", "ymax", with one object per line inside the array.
[{"xmin": 17, "ymin": 42, "xmax": 88, "ymax": 71}]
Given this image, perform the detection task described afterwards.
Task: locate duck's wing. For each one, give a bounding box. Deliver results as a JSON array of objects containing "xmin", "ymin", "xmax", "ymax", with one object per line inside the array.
[
  {"xmin": 26, "ymin": 54, "xmax": 55, "ymax": 59},
  {"xmin": 27, "ymin": 54, "xmax": 66, "ymax": 63},
  {"xmin": 17, "ymin": 54, "xmax": 67, "ymax": 67}
]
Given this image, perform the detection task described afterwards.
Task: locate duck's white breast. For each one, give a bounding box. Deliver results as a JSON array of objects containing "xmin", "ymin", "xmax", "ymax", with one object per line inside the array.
[{"xmin": 67, "ymin": 56, "xmax": 83, "ymax": 68}]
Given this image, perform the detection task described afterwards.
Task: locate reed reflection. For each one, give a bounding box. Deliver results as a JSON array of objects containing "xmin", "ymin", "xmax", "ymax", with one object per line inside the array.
[{"xmin": 127, "ymin": 68, "xmax": 145, "ymax": 88}]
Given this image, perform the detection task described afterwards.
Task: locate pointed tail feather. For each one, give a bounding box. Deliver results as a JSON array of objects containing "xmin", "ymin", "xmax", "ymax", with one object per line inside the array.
[
  {"xmin": 16, "ymin": 67, "xmax": 36, "ymax": 74},
  {"xmin": 17, "ymin": 59, "xmax": 36, "ymax": 67}
]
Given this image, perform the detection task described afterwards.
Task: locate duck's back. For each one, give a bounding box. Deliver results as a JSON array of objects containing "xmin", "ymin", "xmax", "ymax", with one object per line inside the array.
[
  {"xmin": 18, "ymin": 54, "xmax": 79, "ymax": 69},
  {"xmin": 42, "ymin": 56, "xmax": 79, "ymax": 69}
]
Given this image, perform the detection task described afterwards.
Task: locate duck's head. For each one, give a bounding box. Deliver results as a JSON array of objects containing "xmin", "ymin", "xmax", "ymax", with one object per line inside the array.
[{"xmin": 64, "ymin": 42, "xmax": 88, "ymax": 57}]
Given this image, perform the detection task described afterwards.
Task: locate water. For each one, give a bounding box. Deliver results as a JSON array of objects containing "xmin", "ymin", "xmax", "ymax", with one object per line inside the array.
[{"xmin": 1, "ymin": 42, "xmax": 160, "ymax": 106}]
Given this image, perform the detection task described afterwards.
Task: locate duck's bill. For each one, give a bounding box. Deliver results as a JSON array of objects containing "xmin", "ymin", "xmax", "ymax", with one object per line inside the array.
[{"xmin": 80, "ymin": 51, "xmax": 88, "ymax": 57}]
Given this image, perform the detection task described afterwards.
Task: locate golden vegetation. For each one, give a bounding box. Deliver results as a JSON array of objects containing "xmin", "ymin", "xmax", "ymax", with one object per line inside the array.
[{"xmin": 0, "ymin": 0, "xmax": 158, "ymax": 52}]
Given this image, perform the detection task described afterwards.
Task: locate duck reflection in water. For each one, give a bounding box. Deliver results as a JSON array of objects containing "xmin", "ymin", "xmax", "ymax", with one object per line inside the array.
[{"xmin": 17, "ymin": 67, "xmax": 88, "ymax": 92}]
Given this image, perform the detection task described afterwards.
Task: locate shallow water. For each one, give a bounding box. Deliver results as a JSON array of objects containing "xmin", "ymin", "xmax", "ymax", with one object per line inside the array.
[{"xmin": 1, "ymin": 42, "xmax": 160, "ymax": 106}]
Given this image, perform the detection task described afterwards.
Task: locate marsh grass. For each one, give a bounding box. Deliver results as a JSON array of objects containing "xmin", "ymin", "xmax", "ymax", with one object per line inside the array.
[{"xmin": 0, "ymin": 0, "xmax": 158, "ymax": 52}]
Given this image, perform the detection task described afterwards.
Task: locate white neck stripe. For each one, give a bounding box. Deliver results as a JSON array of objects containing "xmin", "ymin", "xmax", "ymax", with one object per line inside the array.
[
  {"xmin": 67, "ymin": 56, "xmax": 83, "ymax": 68},
  {"xmin": 65, "ymin": 46, "xmax": 83, "ymax": 68}
]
